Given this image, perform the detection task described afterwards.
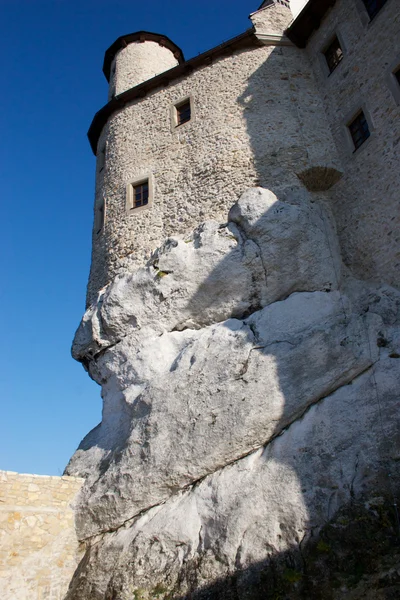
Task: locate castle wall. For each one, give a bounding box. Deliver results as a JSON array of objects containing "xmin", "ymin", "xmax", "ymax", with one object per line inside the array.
[
  {"xmin": 88, "ymin": 41, "xmax": 341, "ymax": 304},
  {"xmin": 0, "ymin": 470, "xmax": 84, "ymax": 600},
  {"xmin": 251, "ymin": 3, "xmax": 293, "ymax": 34},
  {"xmin": 108, "ymin": 41, "xmax": 180, "ymax": 101},
  {"xmin": 305, "ymin": 0, "xmax": 400, "ymax": 288}
]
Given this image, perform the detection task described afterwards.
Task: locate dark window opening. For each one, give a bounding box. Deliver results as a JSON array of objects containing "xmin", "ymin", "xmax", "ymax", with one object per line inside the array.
[
  {"xmin": 395, "ymin": 67, "xmax": 400, "ymax": 87},
  {"xmin": 134, "ymin": 182, "xmax": 149, "ymax": 208},
  {"xmin": 362, "ymin": 0, "xmax": 388, "ymax": 20},
  {"xmin": 98, "ymin": 145, "xmax": 106, "ymax": 173},
  {"xmin": 324, "ymin": 36, "xmax": 343, "ymax": 74},
  {"xmin": 176, "ymin": 101, "xmax": 191, "ymax": 126},
  {"xmin": 348, "ymin": 111, "xmax": 370, "ymax": 151},
  {"xmin": 95, "ymin": 199, "xmax": 105, "ymax": 235}
]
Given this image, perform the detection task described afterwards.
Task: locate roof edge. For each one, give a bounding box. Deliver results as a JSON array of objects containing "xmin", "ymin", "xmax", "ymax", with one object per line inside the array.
[{"xmin": 103, "ymin": 31, "xmax": 185, "ymax": 81}]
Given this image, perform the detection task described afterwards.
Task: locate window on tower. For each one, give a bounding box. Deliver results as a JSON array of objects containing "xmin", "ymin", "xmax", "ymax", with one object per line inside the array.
[
  {"xmin": 362, "ymin": 0, "xmax": 388, "ymax": 20},
  {"xmin": 126, "ymin": 177, "xmax": 153, "ymax": 213},
  {"xmin": 170, "ymin": 96, "xmax": 193, "ymax": 130},
  {"xmin": 94, "ymin": 196, "xmax": 105, "ymax": 235},
  {"xmin": 176, "ymin": 99, "xmax": 191, "ymax": 126},
  {"xmin": 323, "ymin": 36, "xmax": 344, "ymax": 74},
  {"xmin": 97, "ymin": 144, "xmax": 106, "ymax": 173},
  {"xmin": 348, "ymin": 111, "xmax": 371, "ymax": 151},
  {"xmin": 133, "ymin": 181, "xmax": 149, "ymax": 208}
]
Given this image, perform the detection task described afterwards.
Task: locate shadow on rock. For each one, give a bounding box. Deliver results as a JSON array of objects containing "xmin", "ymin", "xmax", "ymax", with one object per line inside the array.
[{"xmin": 64, "ymin": 183, "xmax": 400, "ymax": 600}]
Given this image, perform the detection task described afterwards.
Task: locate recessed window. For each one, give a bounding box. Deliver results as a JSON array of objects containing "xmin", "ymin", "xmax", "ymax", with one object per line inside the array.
[
  {"xmin": 176, "ymin": 100, "xmax": 191, "ymax": 126},
  {"xmin": 395, "ymin": 67, "xmax": 400, "ymax": 87},
  {"xmin": 97, "ymin": 145, "xmax": 106, "ymax": 173},
  {"xmin": 133, "ymin": 181, "xmax": 149, "ymax": 208},
  {"xmin": 170, "ymin": 96, "xmax": 193, "ymax": 130},
  {"xmin": 348, "ymin": 111, "xmax": 371, "ymax": 151},
  {"xmin": 126, "ymin": 177, "xmax": 153, "ymax": 213},
  {"xmin": 362, "ymin": 0, "xmax": 388, "ymax": 20},
  {"xmin": 94, "ymin": 197, "xmax": 105, "ymax": 235},
  {"xmin": 324, "ymin": 36, "xmax": 343, "ymax": 74}
]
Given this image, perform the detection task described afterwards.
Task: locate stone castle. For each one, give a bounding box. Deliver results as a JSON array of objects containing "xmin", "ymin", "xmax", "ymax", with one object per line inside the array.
[
  {"xmin": 2, "ymin": 1, "xmax": 400, "ymax": 599},
  {"xmin": 87, "ymin": 0, "xmax": 399, "ymax": 305}
]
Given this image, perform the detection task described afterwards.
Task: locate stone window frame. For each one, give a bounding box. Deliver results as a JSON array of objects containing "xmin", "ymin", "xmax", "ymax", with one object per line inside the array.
[
  {"xmin": 386, "ymin": 58, "xmax": 400, "ymax": 106},
  {"xmin": 353, "ymin": 0, "xmax": 391, "ymax": 27},
  {"xmin": 318, "ymin": 29, "xmax": 346, "ymax": 78},
  {"xmin": 343, "ymin": 104, "xmax": 375, "ymax": 155},
  {"xmin": 126, "ymin": 175, "xmax": 154, "ymax": 215},
  {"xmin": 170, "ymin": 95, "xmax": 194, "ymax": 131}
]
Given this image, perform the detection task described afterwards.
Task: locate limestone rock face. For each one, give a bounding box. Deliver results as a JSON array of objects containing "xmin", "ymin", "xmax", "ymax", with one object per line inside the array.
[
  {"xmin": 65, "ymin": 187, "xmax": 400, "ymax": 599},
  {"xmin": 73, "ymin": 188, "xmax": 341, "ymax": 363}
]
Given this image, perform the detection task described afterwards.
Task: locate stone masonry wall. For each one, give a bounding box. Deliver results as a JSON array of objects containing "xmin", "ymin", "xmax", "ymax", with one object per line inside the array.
[
  {"xmin": 0, "ymin": 470, "xmax": 84, "ymax": 600},
  {"xmin": 306, "ymin": 0, "xmax": 400, "ymax": 289},
  {"xmin": 251, "ymin": 3, "xmax": 293, "ymax": 34},
  {"xmin": 88, "ymin": 38, "xmax": 341, "ymax": 305}
]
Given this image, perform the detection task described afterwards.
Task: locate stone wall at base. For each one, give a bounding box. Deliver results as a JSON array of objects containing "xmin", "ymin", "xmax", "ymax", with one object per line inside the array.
[{"xmin": 0, "ymin": 470, "xmax": 84, "ymax": 600}]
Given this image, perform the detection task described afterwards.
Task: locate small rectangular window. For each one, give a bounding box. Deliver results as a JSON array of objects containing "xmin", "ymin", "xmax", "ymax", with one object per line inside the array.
[
  {"xmin": 324, "ymin": 37, "xmax": 343, "ymax": 74},
  {"xmin": 133, "ymin": 181, "xmax": 149, "ymax": 208},
  {"xmin": 176, "ymin": 100, "xmax": 191, "ymax": 126},
  {"xmin": 395, "ymin": 67, "xmax": 400, "ymax": 87},
  {"xmin": 362, "ymin": 0, "xmax": 388, "ymax": 20},
  {"xmin": 348, "ymin": 111, "xmax": 370, "ymax": 151},
  {"xmin": 126, "ymin": 177, "xmax": 152, "ymax": 213}
]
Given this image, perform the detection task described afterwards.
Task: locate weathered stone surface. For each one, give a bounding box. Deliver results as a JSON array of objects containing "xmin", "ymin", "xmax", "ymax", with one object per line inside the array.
[
  {"xmin": 66, "ymin": 187, "xmax": 400, "ymax": 598},
  {"xmin": 229, "ymin": 187, "xmax": 342, "ymax": 305},
  {"xmin": 74, "ymin": 219, "xmax": 263, "ymax": 358},
  {"xmin": 68, "ymin": 188, "xmax": 363, "ymax": 538},
  {"xmin": 0, "ymin": 472, "xmax": 84, "ymax": 600},
  {"xmin": 73, "ymin": 187, "xmax": 340, "ymax": 361},
  {"xmin": 68, "ymin": 290, "xmax": 380, "ymax": 538},
  {"xmin": 65, "ymin": 350, "xmax": 400, "ymax": 600}
]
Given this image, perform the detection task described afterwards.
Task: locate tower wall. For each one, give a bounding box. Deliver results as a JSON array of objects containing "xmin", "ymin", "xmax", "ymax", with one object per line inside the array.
[
  {"xmin": 88, "ymin": 41, "xmax": 341, "ymax": 305},
  {"xmin": 108, "ymin": 41, "xmax": 180, "ymax": 100}
]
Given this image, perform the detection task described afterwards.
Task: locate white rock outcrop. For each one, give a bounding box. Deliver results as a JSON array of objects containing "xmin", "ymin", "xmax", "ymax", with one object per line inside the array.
[{"xmin": 65, "ymin": 187, "xmax": 400, "ymax": 599}]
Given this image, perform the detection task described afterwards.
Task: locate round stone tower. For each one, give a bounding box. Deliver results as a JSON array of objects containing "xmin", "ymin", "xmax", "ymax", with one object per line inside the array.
[
  {"xmin": 103, "ymin": 32, "xmax": 185, "ymax": 101},
  {"xmin": 85, "ymin": 2, "xmax": 342, "ymax": 307}
]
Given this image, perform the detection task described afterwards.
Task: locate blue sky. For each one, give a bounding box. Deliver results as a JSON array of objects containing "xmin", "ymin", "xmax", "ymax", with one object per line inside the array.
[{"xmin": 0, "ymin": 0, "xmax": 304, "ymax": 476}]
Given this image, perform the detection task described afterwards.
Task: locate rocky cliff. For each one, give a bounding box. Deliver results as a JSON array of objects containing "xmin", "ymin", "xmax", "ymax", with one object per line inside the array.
[{"xmin": 65, "ymin": 187, "xmax": 400, "ymax": 599}]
